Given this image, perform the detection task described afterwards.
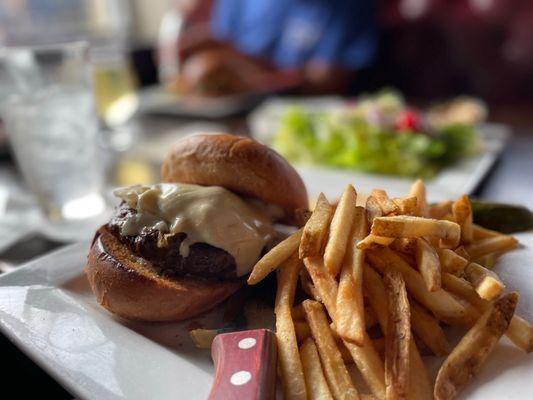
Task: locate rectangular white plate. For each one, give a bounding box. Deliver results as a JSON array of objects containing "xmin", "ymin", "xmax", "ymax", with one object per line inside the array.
[
  {"xmin": 0, "ymin": 233, "xmax": 531, "ymax": 400},
  {"xmin": 249, "ymin": 97, "xmax": 510, "ymax": 200}
]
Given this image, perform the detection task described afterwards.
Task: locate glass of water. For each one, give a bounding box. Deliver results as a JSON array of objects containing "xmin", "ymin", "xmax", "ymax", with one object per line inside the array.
[{"xmin": 0, "ymin": 41, "xmax": 109, "ymax": 241}]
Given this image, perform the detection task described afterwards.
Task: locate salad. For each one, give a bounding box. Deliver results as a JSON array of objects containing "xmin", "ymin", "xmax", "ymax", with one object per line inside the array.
[{"xmin": 272, "ymin": 90, "xmax": 479, "ymax": 178}]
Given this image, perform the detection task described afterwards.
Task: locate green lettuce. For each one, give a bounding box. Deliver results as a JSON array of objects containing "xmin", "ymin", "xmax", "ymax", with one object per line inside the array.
[{"xmin": 272, "ymin": 107, "xmax": 476, "ymax": 178}]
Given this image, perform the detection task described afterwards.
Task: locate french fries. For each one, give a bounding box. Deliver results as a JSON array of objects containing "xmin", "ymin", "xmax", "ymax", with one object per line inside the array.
[
  {"xmin": 300, "ymin": 338, "xmax": 334, "ymax": 400},
  {"xmin": 409, "ymin": 179, "xmax": 429, "ymax": 217},
  {"xmin": 336, "ymin": 207, "xmax": 367, "ymax": 344},
  {"xmin": 472, "ymin": 224, "xmax": 501, "ymax": 240},
  {"xmin": 324, "ymin": 184, "xmax": 357, "ymax": 276},
  {"xmin": 434, "ymin": 293, "xmax": 518, "ymax": 400},
  {"xmin": 248, "ymin": 228, "xmax": 303, "ymax": 284},
  {"xmin": 307, "ymin": 259, "xmax": 386, "ymax": 398},
  {"xmin": 465, "ymin": 235, "xmax": 518, "ymax": 260},
  {"xmin": 429, "ymin": 200, "xmax": 453, "ymax": 220},
  {"xmin": 246, "ymin": 181, "xmax": 528, "ymax": 400},
  {"xmin": 393, "ymin": 196, "xmax": 418, "ymax": 215},
  {"xmin": 410, "ymin": 300, "xmax": 450, "ymax": 356},
  {"xmin": 300, "ymin": 193, "xmax": 334, "ymax": 259},
  {"xmin": 437, "ymin": 248, "xmax": 468, "ymax": 274},
  {"xmin": 304, "ymin": 257, "xmax": 339, "ymax": 318},
  {"xmin": 367, "ymin": 248, "xmax": 467, "ymax": 325},
  {"xmin": 366, "ymin": 195, "xmax": 383, "ymax": 224},
  {"xmin": 370, "ymin": 216, "xmax": 461, "ymax": 248},
  {"xmin": 442, "ymin": 272, "xmax": 533, "ymax": 352},
  {"xmin": 364, "ymin": 266, "xmax": 433, "ymax": 400},
  {"xmin": 303, "ymin": 300, "xmax": 359, "ymax": 400},
  {"xmin": 452, "ymin": 195, "xmax": 473, "ymax": 243},
  {"xmin": 415, "ymin": 237, "xmax": 441, "ymax": 292},
  {"xmin": 371, "ymin": 189, "xmax": 399, "ymax": 215},
  {"xmin": 357, "ymin": 235, "xmax": 395, "ymax": 250},
  {"xmin": 275, "ymin": 253, "xmax": 307, "ymax": 400},
  {"xmin": 383, "ymin": 270, "xmax": 411, "ymax": 400},
  {"xmin": 464, "ymin": 262, "xmax": 505, "ymax": 301}
]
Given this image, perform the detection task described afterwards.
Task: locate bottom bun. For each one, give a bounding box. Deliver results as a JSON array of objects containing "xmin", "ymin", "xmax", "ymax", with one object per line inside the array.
[{"xmin": 85, "ymin": 227, "xmax": 243, "ymax": 322}]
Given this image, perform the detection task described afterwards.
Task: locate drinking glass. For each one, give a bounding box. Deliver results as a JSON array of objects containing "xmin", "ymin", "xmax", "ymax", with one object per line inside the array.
[{"xmin": 0, "ymin": 41, "xmax": 109, "ymax": 241}]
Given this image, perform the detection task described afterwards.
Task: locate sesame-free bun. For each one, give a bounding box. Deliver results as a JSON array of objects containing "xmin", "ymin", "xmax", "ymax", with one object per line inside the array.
[
  {"xmin": 161, "ymin": 133, "xmax": 308, "ymax": 223},
  {"xmin": 85, "ymin": 227, "xmax": 243, "ymax": 322}
]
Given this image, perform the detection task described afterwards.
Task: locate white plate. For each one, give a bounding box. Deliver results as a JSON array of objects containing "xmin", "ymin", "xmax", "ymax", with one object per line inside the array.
[
  {"xmin": 249, "ymin": 97, "xmax": 510, "ymax": 199},
  {"xmin": 0, "ymin": 233, "xmax": 531, "ymax": 400},
  {"xmin": 138, "ymin": 86, "xmax": 267, "ymax": 119}
]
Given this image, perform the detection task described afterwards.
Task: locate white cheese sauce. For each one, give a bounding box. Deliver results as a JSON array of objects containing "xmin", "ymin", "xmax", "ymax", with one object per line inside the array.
[{"xmin": 113, "ymin": 183, "xmax": 275, "ymax": 277}]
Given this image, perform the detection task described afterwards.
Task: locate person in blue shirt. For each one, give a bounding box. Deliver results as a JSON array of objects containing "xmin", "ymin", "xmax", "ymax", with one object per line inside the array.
[{"xmin": 170, "ymin": 0, "xmax": 378, "ymax": 94}]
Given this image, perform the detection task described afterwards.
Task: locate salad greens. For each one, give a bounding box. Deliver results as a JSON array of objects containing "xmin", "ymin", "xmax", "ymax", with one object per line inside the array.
[{"xmin": 272, "ymin": 91, "xmax": 477, "ymax": 178}]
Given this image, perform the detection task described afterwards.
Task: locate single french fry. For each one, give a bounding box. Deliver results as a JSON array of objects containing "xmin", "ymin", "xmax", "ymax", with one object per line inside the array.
[
  {"xmin": 429, "ymin": 200, "xmax": 453, "ymax": 220},
  {"xmin": 300, "ymin": 193, "xmax": 334, "ymax": 259},
  {"xmin": 275, "ymin": 253, "xmax": 307, "ymax": 400},
  {"xmin": 302, "ymin": 300, "xmax": 359, "ymax": 400},
  {"xmin": 357, "ymin": 234, "xmax": 395, "ymax": 250},
  {"xmin": 410, "ymin": 300, "xmax": 450, "ymax": 356},
  {"xmin": 472, "ymin": 224, "xmax": 501, "ymax": 240},
  {"xmin": 442, "ymin": 272, "xmax": 533, "ymax": 352},
  {"xmin": 464, "ymin": 262, "xmax": 505, "ymax": 301},
  {"xmin": 454, "ymin": 245, "xmax": 470, "ymax": 260},
  {"xmin": 409, "ymin": 179, "xmax": 429, "ymax": 217},
  {"xmin": 506, "ymin": 315, "xmax": 533, "ymax": 353},
  {"xmin": 336, "ymin": 207, "xmax": 367, "ymax": 344},
  {"xmin": 364, "ymin": 265, "xmax": 433, "ymax": 400},
  {"xmin": 383, "ymin": 270, "xmax": 411, "ymax": 400},
  {"xmin": 371, "ymin": 216, "xmax": 460, "ymax": 248},
  {"xmin": 324, "ymin": 184, "xmax": 357, "ymax": 276},
  {"xmin": 304, "ymin": 257, "xmax": 339, "ymax": 318},
  {"xmin": 465, "ymin": 235, "xmax": 518, "ymax": 260},
  {"xmin": 367, "ymin": 248, "xmax": 467, "ymax": 325},
  {"xmin": 371, "ymin": 189, "xmax": 399, "ymax": 215},
  {"xmin": 452, "ymin": 195, "xmax": 473, "ymax": 243},
  {"xmin": 366, "ymin": 195, "xmax": 383, "ymax": 224},
  {"xmin": 434, "ymin": 293, "xmax": 518, "ymax": 400},
  {"xmin": 248, "ymin": 228, "xmax": 303, "ymax": 284},
  {"xmin": 300, "ymin": 338, "xmax": 335, "ymax": 400},
  {"xmin": 415, "ymin": 237, "xmax": 441, "ymax": 292},
  {"xmin": 437, "ymin": 248, "xmax": 468, "ymax": 274},
  {"xmin": 393, "ymin": 196, "xmax": 418, "ymax": 215}
]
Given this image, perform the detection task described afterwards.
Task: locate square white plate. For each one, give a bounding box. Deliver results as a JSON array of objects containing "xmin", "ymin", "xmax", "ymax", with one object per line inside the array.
[
  {"xmin": 0, "ymin": 233, "xmax": 531, "ymax": 400},
  {"xmin": 249, "ymin": 97, "xmax": 510, "ymax": 200}
]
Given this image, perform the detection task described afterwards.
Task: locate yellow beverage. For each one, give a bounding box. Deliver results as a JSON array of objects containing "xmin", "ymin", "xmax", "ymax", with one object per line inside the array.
[{"xmin": 93, "ymin": 63, "xmax": 138, "ymax": 127}]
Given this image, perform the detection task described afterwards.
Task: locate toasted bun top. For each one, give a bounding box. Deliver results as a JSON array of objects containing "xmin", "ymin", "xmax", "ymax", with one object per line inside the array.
[{"xmin": 161, "ymin": 133, "xmax": 308, "ymax": 223}]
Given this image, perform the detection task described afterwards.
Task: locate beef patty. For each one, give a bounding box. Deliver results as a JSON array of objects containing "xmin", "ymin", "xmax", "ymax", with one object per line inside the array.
[{"xmin": 107, "ymin": 203, "xmax": 238, "ymax": 280}]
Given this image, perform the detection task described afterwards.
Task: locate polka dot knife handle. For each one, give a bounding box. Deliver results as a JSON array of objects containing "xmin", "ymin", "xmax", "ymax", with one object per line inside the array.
[{"xmin": 208, "ymin": 329, "xmax": 277, "ymax": 400}]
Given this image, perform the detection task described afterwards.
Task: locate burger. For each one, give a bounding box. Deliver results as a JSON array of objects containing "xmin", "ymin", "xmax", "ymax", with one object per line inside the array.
[{"xmin": 85, "ymin": 133, "xmax": 308, "ymax": 321}]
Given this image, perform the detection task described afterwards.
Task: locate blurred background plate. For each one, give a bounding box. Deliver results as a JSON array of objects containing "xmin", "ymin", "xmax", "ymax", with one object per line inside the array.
[
  {"xmin": 250, "ymin": 97, "xmax": 511, "ymax": 197},
  {"xmin": 138, "ymin": 85, "xmax": 269, "ymax": 119}
]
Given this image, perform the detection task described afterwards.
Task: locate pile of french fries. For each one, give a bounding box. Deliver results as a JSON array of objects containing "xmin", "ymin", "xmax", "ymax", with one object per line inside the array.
[{"xmin": 248, "ymin": 180, "xmax": 532, "ymax": 400}]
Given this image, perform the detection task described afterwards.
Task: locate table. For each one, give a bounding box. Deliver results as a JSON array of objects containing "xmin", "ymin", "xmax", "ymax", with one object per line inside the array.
[{"xmin": 0, "ymin": 111, "xmax": 532, "ymax": 399}]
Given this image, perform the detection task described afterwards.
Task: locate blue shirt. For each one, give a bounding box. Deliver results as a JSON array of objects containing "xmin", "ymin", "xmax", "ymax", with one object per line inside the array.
[{"xmin": 211, "ymin": 0, "xmax": 377, "ymax": 70}]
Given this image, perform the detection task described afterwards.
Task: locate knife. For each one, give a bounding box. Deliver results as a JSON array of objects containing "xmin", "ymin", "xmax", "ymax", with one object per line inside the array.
[{"xmin": 208, "ymin": 328, "xmax": 277, "ymax": 400}]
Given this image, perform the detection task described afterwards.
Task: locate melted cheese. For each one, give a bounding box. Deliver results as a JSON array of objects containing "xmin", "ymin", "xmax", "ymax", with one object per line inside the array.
[{"xmin": 113, "ymin": 183, "xmax": 274, "ymax": 277}]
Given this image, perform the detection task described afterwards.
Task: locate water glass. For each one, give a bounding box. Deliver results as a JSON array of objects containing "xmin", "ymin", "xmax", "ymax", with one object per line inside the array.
[{"xmin": 0, "ymin": 41, "xmax": 109, "ymax": 241}]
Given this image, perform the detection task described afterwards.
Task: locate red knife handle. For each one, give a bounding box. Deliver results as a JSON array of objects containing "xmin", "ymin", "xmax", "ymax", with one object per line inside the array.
[{"xmin": 208, "ymin": 329, "xmax": 277, "ymax": 400}]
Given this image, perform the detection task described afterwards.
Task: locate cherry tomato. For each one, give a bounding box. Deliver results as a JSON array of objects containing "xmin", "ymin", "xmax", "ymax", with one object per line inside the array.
[{"xmin": 395, "ymin": 109, "xmax": 421, "ymax": 131}]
